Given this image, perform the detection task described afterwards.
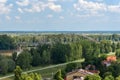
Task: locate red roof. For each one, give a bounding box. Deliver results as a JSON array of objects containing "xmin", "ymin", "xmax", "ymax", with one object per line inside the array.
[{"xmin": 107, "ymin": 56, "xmax": 116, "ymax": 62}]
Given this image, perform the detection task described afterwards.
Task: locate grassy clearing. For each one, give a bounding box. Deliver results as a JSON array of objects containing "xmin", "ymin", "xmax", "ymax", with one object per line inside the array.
[
  {"xmin": 1, "ymin": 77, "xmax": 13, "ymax": 80},
  {"xmin": 99, "ymin": 52, "xmax": 115, "ymax": 57},
  {"xmin": 106, "ymin": 52, "xmax": 115, "ymax": 56}
]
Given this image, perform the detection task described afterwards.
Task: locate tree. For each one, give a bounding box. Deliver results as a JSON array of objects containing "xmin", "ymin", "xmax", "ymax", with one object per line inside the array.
[
  {"xmin": 112, "ymin": 42, "xmax": 116, "ymax": 52},
  {"xmin": 30, "ymin": 48, "xmax": 40, "ymax": 66},
  {"xmin": 7, "ymin": 59, "xmax": 15, "ymax": 72},
  {"xmin": 41, "ymin": 50, "xmax": 51, "ymax": 64},
  {"xmin": 22, "ymin": 73, "xmax": 42, "ymax": 80},
  {"xmin": 70, "ymin": 43, "xmax": 82, "ymax": 60},
  {"xmin": 100, "ymin": 40, "xmax": 112, "ymax": 53},
  {"xmin": 0, "ymin": 57, "xmax": 15, "ymax": 74},
  {"xmin": 116, "ymin": 75, "xmax": 120, "ymax": 80},
  {"xmin": 0, "ymin": 59, "xmax": 8, "ymax": 75},
  {"xmin": 51, "ymin": 43, "xmax": 71, "ymax": 64},
  {"xmin": 116, "ymin": 49, "xmax": 120, "ymax": 58},
  {"xmin": 0, "ymin": 35, "xmax": 16, "ymax": 50},
  {"xmin": 107, "ymin": 63, "xmax": 120, "ymax": 77},
  {"xmin": 104, "ymin": 75, "xmax": 114, "ymax": 80},
  {"xmin": 14, "ymin": 66, "xmax": 22, "ymax": 80},
  {"xmin": 17, "ymin": 50, "xmax": 32, "ymax": 69},
  {"xmin": 54, "ymin": 70, "xmax": 64, "ymax": 80},
  {"xmin": 14, "ymin": 66, "xmax": 42, "ymax": 80},
  {"xmin": 65, "ymin": 63, "xmax": 81, "ymax": 73},
  {"xmin": 117, "ymin": 43, "xmax": 120, "ymax": 49},
  {"xmin": 12, "ymin": 52, "xmax": 17, "ymax": 62},
  {"xmin": 84, "ymin": 74, "xmax": 101, "ymax": 80}
]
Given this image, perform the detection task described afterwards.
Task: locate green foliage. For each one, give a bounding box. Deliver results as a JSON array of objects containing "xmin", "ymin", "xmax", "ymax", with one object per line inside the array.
[
  {"xmin": 111, "ymin": 42, "xmax": 116, "ymax": 52},
  {"xmin": 54, "ymin": 69, "xmax": 64, "ymax": 80},
  {"xmin": 116, "ymin": 49, "xmax": 120, "ymax": 58},
  {"xmin": 21, "ymin": 73, "xmax": 42, "ymax": 80},
  {"xmin": 30, "ymin": 48, "xmax": 40, "ymax": 66},
  {"xmin": 70, "ymin": 43, "xmax": 82, "ymax": 60},
  {"xmin": 100, "ymin": 40, "xmax": 112, "ymax": 53},
  {"xmin": 14, "ymin": 66, "xmax": 22, "ymax": 80},
  {"xmin": 7, "ymin": 59, "xmax": 16, "ymax": 72},
  {"xmin": 107, "ymin": 63, "xmax": 120, "ymax": 77},
  {"xmin": 17, "ymin": 50, "xmax": 32, "ymax": 69},
  {"xmin": 103, "ymin": 72, "xmax": 113, "ymax": 78},
  {"xmin": 117, "ymin": 43, "xmax": 120, "ymax": 49},
  {"xmin": 14, "ymin": 66, "xmax": 42, "ymax": 80},
  {"xmin": 65, "ymin": 63, "xmax": 81, "ymax": 73},
  {"xmin": 84, "ymin": 74, "xmax": 101, "ymax": 80},
  {"xmin": 104, "ymin": 75, "xmax": 114, "ymax": 80},
  {"xmin": 51, "ymin": 43, "xmax": 71, "ymax": 64},
  {"xmin": 0, "ymin": 35, "xmax": 16, "ymax": 50},
  {"xmin": 41, "ymin": 50, "xmax": 51, "ymax": 64},
  {"xmin": 0, "ymin": 59, "xmax": 8, "ymax": 75},
  {"xmin": 116, "ymin": 75, "xmax": 120, "ymax": 80},
  {"xmin": 12, "ymin": 52, "xmax": 17, "ymax": 62},
  {"xmin": 0, "ymin": 57, "xmax": 15, "ymax": 75}
]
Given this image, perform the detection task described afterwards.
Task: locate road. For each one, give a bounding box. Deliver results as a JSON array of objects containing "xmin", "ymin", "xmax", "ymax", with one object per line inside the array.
[
  {"xmin": 82, "ymin": 34, "xmax": 99, "ymax": 43},
  {"xmin": 0, "ymin": 59, "xmax": 84, "ymax": 80}
]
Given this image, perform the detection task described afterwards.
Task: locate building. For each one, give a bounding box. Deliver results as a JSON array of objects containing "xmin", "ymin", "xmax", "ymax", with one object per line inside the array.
[
  {"xmin": 107, "ymin": 55, "xmax": 116, "ymax": 62},
  {"xmin": 65, "ymin": 69, "xmax": 98, "ymax": 80},
  {"xmin": 102, "ymin": 55, "xmax": 117, "ymax": 67}
]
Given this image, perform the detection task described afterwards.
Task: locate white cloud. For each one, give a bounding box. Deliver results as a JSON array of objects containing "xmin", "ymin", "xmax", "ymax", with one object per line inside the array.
[
  {"xmin": 48, "ymin": 0, "xmax": 57, "ymax": 2},
  {"xmin": 0, "ymin": 0, "xmax": 7, "ymax": 3},
  {"xmin": 15, "ymin": 16, "xmax": 21, "ymax": 20},
  {"xmin": 108, "ymin": 5, "xmax": 120, "ymax": 13},
  {"xmin": 74, "ymin": 0, "xmax": 106, "ymax": 14},
  {"xmin": 59, "ymin": 16, "xmax": 64, "ymax": 19},
  {"xmin": 18, "ymin": 8, "xmax": 23, "ymax": 13},
  {"xmin": 0, "ymin": 3, "xmax": 13, "ymax": 14},
  {"xmin": 22, "ymin": 1, "xmax": 62, "ymax": 13},
  {"xmin": 16, "ymin": 0, "xmax": 29, "ymax": 6},
  {"xmin": 24, "ymin": 2, "xmax": 46, "ymax": 12},
  {"xmin": 6, "ymin": 16, "xmax": 11, "ymax": 20},
  {"xmin": 47, "ymin": 14, "xmax": 53, "ymax": 18},
  {"xmin": 74, "ymin": 0, "xmax": 120, "ymax": 17},
  {"xmin": 47, "ymin": 2, "xmax": 62, "ymax": 12}
]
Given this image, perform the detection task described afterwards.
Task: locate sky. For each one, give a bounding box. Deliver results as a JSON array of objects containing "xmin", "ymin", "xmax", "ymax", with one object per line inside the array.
[{"xmin": 0, "ymin": 0, "xmax": 120, "ymax": 31}]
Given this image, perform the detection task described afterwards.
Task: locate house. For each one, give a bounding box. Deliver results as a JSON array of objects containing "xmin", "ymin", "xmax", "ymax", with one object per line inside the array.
[
  {"xmin": 102, "ymin": 60, "xmax": 111, "ymax": 67},
  {"xmin": 102, "ymin": 55, "xmax": 117, "ymax": 67},
  {"xmin": 65, "ymin": 69, "xmax": 99, "ymax": 80},
  {"xmin": 106, "ymin": 55, "xmax": 116, "ymax": 62}
]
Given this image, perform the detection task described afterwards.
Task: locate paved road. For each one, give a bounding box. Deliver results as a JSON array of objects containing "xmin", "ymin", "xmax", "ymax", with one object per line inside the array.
[{"xmin": 0, "ymin": 59, "xmax": 84, "ymax": 80}]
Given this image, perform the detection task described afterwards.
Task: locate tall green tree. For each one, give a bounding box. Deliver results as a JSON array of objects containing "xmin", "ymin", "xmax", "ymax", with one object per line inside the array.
[
  {"xmin": 70, "ymin": 43, "xmax": 82, "ymax": 60},
  {"xmin": 116, "ymin": 49, "xmax": 120, "ymax": 58},
  {"xmin": 17, "ymin": 50, "xmax": 32, "ymax": 69},
  {"xmin": 14, "ymin": 66, "xmax": 22, "ymax": 80},
  {"xmin": 0, "ymin": 35, "xmax": 16, "ymax": 50},
  {"xmin": 116, "ymin": 75, "xmax": 120, "ymax": 80},
  {"xmin": 30, "ymin": 48, "xmax": 40, "ymax": 66},
  {"xmin": 85, "ymin": 74, "xmax": 101, "ymax": 80},
  {"xmin": 0, "ymin": 59, "xmax": 8, "ymax": 75},
  {"xmin": 51, "ymin": 43, "xmax": 71, "ymax": 64},
  {"xmin": 54, "ymin": 70, "xmax": 64, "ymax": 80},
  {"xmin": 104, "ymin": 75, "xmax": 114, "ymax": 80}
]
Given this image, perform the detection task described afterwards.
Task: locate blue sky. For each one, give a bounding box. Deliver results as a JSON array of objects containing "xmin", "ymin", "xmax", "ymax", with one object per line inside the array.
[{"xmin": 0, "ymin": 0, "xmax": 120, "ymax": 31}]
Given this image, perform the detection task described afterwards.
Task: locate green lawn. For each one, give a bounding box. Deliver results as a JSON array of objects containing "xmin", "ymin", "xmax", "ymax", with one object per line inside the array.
[
  {"xmin": 1, "ymin": 77, "xmax": 13, "ymax": 80},
  {"xmin": 99, "ymin": 52, "xmax": 115, "ymax": 57}
]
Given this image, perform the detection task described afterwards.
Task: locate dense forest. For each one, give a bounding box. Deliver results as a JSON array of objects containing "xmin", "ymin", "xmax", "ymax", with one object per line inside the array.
[{"xmin": 1, "ymin": 34, "xmax": 120, "ymax": 80}]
